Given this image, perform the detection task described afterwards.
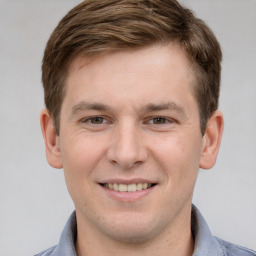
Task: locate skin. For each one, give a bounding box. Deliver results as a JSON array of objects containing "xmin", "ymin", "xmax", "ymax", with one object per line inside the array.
[{"xmin": 41, "ymin": 43, "xmax": 224, "ymax": 256}]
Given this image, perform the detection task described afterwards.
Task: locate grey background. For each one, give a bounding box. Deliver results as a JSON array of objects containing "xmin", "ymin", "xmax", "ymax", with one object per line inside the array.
[{"xmin": 0, "ymin": 1, "xmax": 255, "ymax": 255}]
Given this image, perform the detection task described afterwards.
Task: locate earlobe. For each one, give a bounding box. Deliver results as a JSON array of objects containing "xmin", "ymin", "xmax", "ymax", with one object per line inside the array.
[
  {"xmin": 40, "ymin": 108, "xmax": 63, "ymax": 169},
  {"xmin": 199, "ymin": 110, "xmax": 224, "ymax": 170}
]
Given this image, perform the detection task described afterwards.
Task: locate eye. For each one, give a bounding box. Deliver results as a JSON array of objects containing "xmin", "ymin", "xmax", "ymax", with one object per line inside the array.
[
  {"xmin": 82, "ymin": 116, "xmax": 107, "ymax": 124},
  {"xmin": 147, "ymin": 117, "xmax": 172, "ymax": 125},
  {"xmin": 90, "ymin": 117, "xmax": 104, "ymax": 124},
  {"xmin": 152, "ymin": 117, "xmax": 168, "ymax": 124}
]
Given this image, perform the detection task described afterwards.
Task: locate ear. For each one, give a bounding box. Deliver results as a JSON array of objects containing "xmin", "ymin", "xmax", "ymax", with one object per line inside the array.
[
  {"xmin": 199, "ymin": 110, "xmax": 224, "ymax": 169},
  {"xmin": 40, "ymin": 108, "xmax": 63, "ymax": 169}
]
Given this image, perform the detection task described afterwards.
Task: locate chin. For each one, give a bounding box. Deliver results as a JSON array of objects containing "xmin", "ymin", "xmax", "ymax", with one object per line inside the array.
[{"xmin": 107, "ymin": 226, "xmax": 155, "ymax": 244}]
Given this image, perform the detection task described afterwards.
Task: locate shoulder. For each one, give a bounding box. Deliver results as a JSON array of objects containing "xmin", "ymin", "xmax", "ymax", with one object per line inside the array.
[
  {"xmin": 34, "ymin": 245, "xmax": 57, "ymax": 256},
  {"xmin": 34, "ymin": 211, "xmax": 77, "ymax": 256},
  {"xmin": 215, "ymin": 237, "xmax": 256, "ymax": 256}
]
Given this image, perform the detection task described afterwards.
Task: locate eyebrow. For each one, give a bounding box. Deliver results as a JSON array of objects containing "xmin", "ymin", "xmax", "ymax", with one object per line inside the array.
[
  {"xmin": 142, "ymin": 102, "xmax": 186, "ymax": 115},
  {"xmin": 71, "ymin": 101, "xmax": 111, "ymax": 115},
  {"xmin": 71, "ymin": 101, "xmax": 186, "ymax": 116}
]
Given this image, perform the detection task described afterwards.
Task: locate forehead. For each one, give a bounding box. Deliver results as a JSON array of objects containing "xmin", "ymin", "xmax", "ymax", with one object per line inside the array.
[
  {"xmin": 65, "ymin": 44, "xmax": 197, "ymax": 110},
  {"xmin": 69, "ymin": 43, "xmax": 193, "ymax": 74}
]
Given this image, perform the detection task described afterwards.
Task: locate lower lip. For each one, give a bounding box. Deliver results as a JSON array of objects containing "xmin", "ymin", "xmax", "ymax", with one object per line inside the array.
[{"xmin": 100, "ymin": 185, "xmax": 156, "ymax": 202}]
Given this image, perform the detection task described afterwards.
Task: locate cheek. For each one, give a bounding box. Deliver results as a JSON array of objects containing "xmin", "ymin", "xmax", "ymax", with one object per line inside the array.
[
  {"xmin": 59, "ymin": 133, "xmax": 108, "ymax": 196},
  {"xmin": 149, "ymin": 132, "xmax": 202, "ymax": 184},
  {"xmin": 60, "ymin": 131, "xmax": 106, "ymax": 169},
  {"xmin": 59, "ymin": 136, "xmax": 105, "ymax": 210}
]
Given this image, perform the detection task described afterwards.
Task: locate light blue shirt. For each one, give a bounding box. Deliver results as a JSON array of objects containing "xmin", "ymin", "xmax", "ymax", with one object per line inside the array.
[{"xmin": 35, "ymin": 205, "xmax": 256, "ymax": 256}]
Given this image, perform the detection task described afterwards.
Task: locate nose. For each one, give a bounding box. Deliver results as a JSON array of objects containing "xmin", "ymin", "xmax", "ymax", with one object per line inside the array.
[{"xmin": 106, "ymin": 122, "xmax": 148, "ymax": 169}]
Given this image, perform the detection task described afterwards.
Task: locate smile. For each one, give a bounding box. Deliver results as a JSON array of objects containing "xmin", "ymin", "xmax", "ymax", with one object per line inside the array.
[{"xmin": 101, "ymin": 183, "xmax": 155, "ymax": 192}]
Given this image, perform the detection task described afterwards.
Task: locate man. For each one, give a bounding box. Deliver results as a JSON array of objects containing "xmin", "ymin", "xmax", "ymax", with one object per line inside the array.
[{"xmin": 37, "ymin": 0, "xmax": 255, "ymax": 255}]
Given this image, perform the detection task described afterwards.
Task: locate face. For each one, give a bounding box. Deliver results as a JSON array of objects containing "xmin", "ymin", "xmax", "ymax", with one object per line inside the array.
[{"xmin": 43, "ymin": 44, "xmax": 220, "ymax": 243}]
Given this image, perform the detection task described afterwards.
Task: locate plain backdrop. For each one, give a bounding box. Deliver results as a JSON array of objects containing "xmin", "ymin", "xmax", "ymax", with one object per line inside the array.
[{"xmin": 0, "ymin": 0, "xmax": 255, "ymax": 255}]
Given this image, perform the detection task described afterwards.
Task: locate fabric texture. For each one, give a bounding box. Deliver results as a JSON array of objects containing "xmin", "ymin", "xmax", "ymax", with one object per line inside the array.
[{"xmin": 35, "ymin": 205, "xmax": 256, "ymax": 256}]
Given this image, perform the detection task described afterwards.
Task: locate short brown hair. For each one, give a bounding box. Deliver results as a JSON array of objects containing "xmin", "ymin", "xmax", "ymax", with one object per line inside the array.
[{"xmin": 42, "ymin": 0, "xmax": 222, "ymax": 135}]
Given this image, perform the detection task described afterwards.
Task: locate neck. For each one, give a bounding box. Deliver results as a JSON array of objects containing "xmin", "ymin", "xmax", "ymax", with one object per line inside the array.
[
  {"xmin": 75, "ymin": 206, "xmax": 194, "ymax": 256},
  {"xmin": 76, "ymin": 232, "xmax": 194, "ymax": 256}
]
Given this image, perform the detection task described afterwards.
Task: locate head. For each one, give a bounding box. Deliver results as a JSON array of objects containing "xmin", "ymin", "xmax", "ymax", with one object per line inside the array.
[
  {"xmin": 40, "ymin": 0, "xmax": 224, "ymax": 252},
  {"xmin": 42, "ymin": 0, "xmax": 222, "ymax": 136}
]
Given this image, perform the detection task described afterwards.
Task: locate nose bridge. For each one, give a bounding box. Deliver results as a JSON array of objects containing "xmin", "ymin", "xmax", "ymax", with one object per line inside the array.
[{"xmin": 107, "ymin": 119, "xmax": 147, "ymax": 168}]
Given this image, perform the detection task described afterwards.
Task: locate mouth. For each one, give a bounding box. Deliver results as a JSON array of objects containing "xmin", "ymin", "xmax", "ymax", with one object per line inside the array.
[{"xmin": 99, "ymin": 183, "xmax": 157, "ymax": 192}]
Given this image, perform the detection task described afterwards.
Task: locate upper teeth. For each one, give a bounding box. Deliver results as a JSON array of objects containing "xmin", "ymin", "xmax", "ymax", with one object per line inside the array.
[{"xmin": 104, "ymin": 183, "xmax": 152, "ymax": 192}]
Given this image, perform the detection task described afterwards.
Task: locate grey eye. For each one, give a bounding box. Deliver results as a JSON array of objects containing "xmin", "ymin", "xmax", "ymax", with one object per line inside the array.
[
  {"xmin": 90, "ymin": 117, "xmax": 104, "ymax": 124},
  {"xmin": 152, "ymin": 117, "xmax": 167, "ymax": 124}
]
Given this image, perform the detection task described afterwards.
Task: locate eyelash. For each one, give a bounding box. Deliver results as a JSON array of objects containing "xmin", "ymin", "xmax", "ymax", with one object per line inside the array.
[
  {"xmin": 81, "ymin": 116, "xmax": 109, "ymax": 125},
  {"xmin": 146, "ymin": 117, "xmax": 174, "ymax": 125},
  {"xmin": 80, "ymin": 116, "xmax": 175, "ymax": 126}
]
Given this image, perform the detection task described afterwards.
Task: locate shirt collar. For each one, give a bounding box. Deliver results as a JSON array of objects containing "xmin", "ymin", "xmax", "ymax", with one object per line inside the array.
[
  {"xmin": 51, "ymin": 205, "xmax": 223, "ymax": 256},
  {"xmin": 191, "ymin": 205, "xmax": 222, "ymax": 256},
  {"xmin": 51, "ymin": 212, "xmax": 77, "ymax": 256}
]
